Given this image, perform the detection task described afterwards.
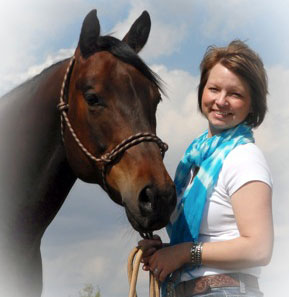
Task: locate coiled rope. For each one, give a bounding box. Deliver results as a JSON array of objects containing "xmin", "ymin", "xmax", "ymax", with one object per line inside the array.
[{"xmin": 127, "ymin": 247, "xmax": 160, "ymax": 297}]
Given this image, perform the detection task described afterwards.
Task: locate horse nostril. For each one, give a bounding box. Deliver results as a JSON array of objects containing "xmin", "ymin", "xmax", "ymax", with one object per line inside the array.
[
  {"xmin": 139, "ymin": 186, "xmax": 155, "ymax": 215},
  {"xmin": 138, "ymin": 184, "xmax": 177, "ymax": 219}
]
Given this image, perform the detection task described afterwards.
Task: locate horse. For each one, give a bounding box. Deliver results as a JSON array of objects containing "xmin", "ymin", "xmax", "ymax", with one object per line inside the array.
[{"xmin": 0, "ymin": 10, "xmax": 176, "ymax": 297}]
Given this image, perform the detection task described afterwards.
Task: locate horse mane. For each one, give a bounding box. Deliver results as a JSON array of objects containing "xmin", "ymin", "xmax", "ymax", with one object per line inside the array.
[{"xmin": 95, "ymin": 35, "xmax": 165, "ymax": 95}]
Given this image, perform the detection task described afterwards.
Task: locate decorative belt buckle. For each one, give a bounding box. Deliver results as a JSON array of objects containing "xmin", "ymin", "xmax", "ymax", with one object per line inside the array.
[{"xmin": 193, "ymin": 278, "xmax": 211, "ymax": 295}]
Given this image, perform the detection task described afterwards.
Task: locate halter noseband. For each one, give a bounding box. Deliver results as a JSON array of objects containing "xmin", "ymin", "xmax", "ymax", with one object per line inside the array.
[{"xmin": 57, "ymin": 56, "xmax": 168, "ymax": 193}]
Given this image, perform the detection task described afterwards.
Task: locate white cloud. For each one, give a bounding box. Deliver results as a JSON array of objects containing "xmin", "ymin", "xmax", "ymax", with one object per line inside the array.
[
  {"xmin": 42, "ymin": 220, "xmax": 168, "ymax": 297},
  {"xmin": 152, "ymin": 64, "xmax": 207, "ymax": 174},
  {"xmin": 0, "ymin": 3, "xmax": 78, "ymax": 71},
  {"xmin": 255, "ymin": 66, "xmax": 289, "ymax": 240},
  {"xmin": 0, "ymin": 0, "xmax": 130, "ymax": 95},
  {"xmin": 197, "ymin": 0, "xmax": 289, "ymax": 41},
  {"xmin": 1, "ymin": 48, "xmax": 74, "ymax": 94},
  {"xmin": 23, "ymin": 49, "xmax": 74, "ymax": 78},
  {"xmin": 199, "ymin": 0, "xmax": 254, "ymax": 39},
  {"xmin": 111, "ymin": 0, "xmax": 187, "ymax": 60}
]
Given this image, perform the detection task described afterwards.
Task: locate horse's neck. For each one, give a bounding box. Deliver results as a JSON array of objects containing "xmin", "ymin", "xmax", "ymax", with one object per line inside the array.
[
  {"xmin": 0, "ymin": 60, "xmax": 76, "ymax": 231},
  {"xmin": 0, "ymin": 60, "xmax": 68, "ymax": 136},
  {"xmin": 0, "ymin": 61, "xmax": 66, "ymax": 173}
]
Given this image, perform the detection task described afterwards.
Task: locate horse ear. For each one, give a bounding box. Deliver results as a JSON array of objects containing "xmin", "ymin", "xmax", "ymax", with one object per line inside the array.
[
  {"xmin": 122, "ymin": 11, "xmax": 151, "ymax": 53},
  {"xmin": 79, "ymin": 9, "xmax": 100, "ymax": 58}
]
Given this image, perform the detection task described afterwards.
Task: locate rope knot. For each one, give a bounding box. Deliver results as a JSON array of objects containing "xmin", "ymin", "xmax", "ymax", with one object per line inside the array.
[
  {"xmin": 101, "ymin": 153, "xmax": 112, "ymax": 164},
  {"xmin": 57, "ymin": 102, "xmax": 69, "ymax": 112},
  {"xmin": 128, "ymin": 246, "xmax": 160, "ymax": 297},
  {"xmin": 162, "ymin": 142, "xmax": 169, "ymax": 152}
]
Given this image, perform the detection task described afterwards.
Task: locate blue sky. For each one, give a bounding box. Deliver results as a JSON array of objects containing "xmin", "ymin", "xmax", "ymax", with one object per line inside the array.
[{"xmin": 1, "ymin": 1, "xmax": 289, "ymax": 296}]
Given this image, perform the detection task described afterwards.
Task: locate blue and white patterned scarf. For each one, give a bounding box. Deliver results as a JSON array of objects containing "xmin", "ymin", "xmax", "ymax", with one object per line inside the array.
[{"xmin": 167, "ymin": 124, "xmax": 254, "ymax": 245}]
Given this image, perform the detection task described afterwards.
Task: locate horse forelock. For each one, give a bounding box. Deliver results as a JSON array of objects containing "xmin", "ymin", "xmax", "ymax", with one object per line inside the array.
[{"xmin": 83, "ymin": 35, "xmax": 165, "ymax": 96}]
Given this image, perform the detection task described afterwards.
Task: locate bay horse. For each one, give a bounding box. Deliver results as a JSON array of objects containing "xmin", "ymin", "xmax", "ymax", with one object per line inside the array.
[{"xmin": 0, "ymin": 10, "xmax": 176, "ymax": 297}]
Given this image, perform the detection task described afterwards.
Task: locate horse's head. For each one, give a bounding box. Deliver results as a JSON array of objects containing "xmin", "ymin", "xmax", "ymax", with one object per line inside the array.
[{"xmin": 62, "ymin": 10, "xmax": 176, "ymax": 233}]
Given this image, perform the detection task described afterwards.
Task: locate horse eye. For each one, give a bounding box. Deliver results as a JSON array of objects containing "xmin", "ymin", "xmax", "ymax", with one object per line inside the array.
[{"xmin": 84, "ymin": 93, "xmax": 103, "ymax": 106}]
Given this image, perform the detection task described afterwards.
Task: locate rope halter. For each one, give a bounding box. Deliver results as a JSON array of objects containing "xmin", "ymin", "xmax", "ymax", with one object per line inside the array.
[{"xmin": 57, "ymin": 56, "xmax": 168, "ymax": 193}]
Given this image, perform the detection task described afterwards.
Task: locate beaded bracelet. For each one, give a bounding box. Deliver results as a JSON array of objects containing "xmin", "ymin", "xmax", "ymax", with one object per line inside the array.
[{"xmin": 190, "ymin": 242, "xmax": 203, "ymax": 266}]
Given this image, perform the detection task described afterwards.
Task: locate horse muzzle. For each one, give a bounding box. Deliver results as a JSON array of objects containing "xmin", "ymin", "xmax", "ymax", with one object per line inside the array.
[{"xmin": 123, "ymin": 183, "xmax": 176, "ymax": 232}]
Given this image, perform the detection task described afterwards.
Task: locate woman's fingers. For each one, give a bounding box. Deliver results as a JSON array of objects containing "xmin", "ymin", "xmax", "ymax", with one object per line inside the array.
[
  {"xmin": 158, "ymin": 269, "xmax": 167, "ymax": 282},
  {"xmin": 141, "ymin": 247, "xmax": 157, "ymax": 258},
  {"xmin": 142, "ymin": 264, "xmax": 150, "ymax": 271},
  {"xmin": 137, "ymin": 236, "xmax": 164, "ymax": 276},
  {"xmin": 138, "ymin": 239, "xmax": 162, "ymax": 249}
]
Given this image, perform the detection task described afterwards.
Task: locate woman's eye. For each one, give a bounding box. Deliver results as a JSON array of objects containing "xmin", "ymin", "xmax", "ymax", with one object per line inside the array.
[
  {"xmin": 84, "ymin": 93, "xmax": 103, "ymax": 106},
  {"xmin": 231, "ymin": 92, "xmax": 242, "ymax": 98}
]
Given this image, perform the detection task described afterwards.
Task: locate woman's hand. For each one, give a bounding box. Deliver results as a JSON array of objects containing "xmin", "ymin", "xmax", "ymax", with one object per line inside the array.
[
  {"xmin": 138, "ymin": 235, "xmax": 162, "ymax": 257},
  {"xmin": 140, "ymin": 241, "xmax": 192, "ymax": 282},
  {"xmin": 138, "ymin": 235, "xmax": 163, "ymax": 271}
]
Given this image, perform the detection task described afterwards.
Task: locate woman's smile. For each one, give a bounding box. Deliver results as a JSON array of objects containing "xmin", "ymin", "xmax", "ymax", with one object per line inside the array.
[{"xmin": 212, "ymin": 110, "xmax": 233, "ymax": 118}]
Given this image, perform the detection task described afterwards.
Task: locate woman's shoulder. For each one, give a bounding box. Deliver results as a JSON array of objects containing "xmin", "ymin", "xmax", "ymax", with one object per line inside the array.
[
  {"xmin": 225, "ymin": 142, "xmax": 267, "ymax": 163},
  {"xmin": 220, "ymin": 143, "xmax": 273, "ymax": 196}
]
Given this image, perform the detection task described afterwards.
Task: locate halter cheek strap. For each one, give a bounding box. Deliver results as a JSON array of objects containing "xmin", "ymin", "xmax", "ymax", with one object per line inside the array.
[{"xmin": 57, "ymin": 56, "xmax": 168, "ymax": 193}]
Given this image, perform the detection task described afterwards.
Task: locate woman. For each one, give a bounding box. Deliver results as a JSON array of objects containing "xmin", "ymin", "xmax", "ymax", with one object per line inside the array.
[{"xmin": 139, "ymin": 40, "xmax": 273, "ymax": 297}]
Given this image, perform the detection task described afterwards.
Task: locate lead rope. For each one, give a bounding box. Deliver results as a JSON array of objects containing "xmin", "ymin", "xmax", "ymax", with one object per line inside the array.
[{"xmin": 127, "ymin": 233, "xmax": 160, "ymax": 297}]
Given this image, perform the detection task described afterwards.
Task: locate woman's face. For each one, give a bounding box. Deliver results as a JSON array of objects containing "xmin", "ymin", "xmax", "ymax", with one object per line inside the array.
[{"xmin": 201, "ymin": 63, "xmax": 252, "ymax": 137}]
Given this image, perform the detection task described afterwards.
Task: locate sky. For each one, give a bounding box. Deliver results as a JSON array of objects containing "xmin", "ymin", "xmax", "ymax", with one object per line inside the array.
[{"xmin": 1, "ymin": 0, "xmax": 289, "ymax": 296}]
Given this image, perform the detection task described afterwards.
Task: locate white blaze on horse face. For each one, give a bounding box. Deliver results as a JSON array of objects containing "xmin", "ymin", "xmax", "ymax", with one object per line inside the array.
[{"xmin": 201, "ymin": 63, "xmax": 252, "ymax": 137}]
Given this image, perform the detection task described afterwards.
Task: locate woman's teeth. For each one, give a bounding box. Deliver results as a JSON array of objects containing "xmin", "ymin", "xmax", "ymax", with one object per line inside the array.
[{"xmin": 215, "ymin": 111, "xmax": 229, "ymax": 115}]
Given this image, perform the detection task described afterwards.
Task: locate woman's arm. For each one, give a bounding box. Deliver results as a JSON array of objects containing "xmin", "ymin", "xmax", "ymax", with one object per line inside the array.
[
  {"xmin": 141, "ymin": 181, "xmax": 273, "ymax": 282},
  {"xmin": 202, "ymin": 180, "xmax": 273, "ymax": 269}
]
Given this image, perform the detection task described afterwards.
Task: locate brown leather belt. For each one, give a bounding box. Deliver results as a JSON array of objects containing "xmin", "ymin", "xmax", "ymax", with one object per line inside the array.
[{"xmin": 167, "ymin": 273, "xmax": 259, "ymax": 297}]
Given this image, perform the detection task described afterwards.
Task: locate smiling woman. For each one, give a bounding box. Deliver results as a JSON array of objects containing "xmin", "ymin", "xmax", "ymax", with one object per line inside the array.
[{"xmin": 138, "ymin": 40, "xmax": 273, "ymax": 297}]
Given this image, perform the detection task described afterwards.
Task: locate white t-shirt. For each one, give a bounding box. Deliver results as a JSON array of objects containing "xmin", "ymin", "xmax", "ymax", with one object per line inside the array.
[{"xmin": 177, "ymin": 143, "xmax": 273, "ymax": 282}]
